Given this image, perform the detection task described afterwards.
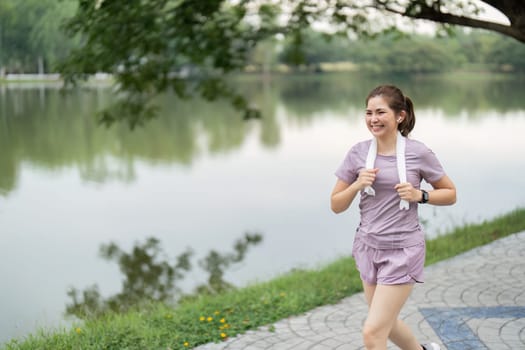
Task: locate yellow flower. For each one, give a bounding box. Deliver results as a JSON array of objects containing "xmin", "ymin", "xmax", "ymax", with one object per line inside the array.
[
  {"xmin": 214, "ymin": 310, "xmax": 220, "ymax": 315},
  {"xmin": 199, "ymin": 316, "xmax": 205, "ymax": 321},
  {"xmin": 207, "ymin": 316, "xmax": 213, "ymax": 322},
  {"xmin": 183, "ymin": 341, "xmax": 189, "ymax": 347},
  {"xmin": 220, "ymin": 318, "xmax": 226, "ymax": 323},
  {"xmin": 75, "ymin": 327, "xmax": 82, "ymax": 334},
  {"xmin": 220, "ymin": 332, "xmax": 227, "ymax": 338}
]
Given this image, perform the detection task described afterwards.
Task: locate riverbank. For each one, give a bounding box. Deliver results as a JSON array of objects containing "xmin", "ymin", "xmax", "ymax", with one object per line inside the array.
[
  {"xmin": 3, "ymin": 65, "xmax": 522, "ymax": 85},
  {"xmin": 0, "ymin": 73, "xmax": 113, "ymax": 86},
  {"xmin": 3, "ymin": 207, "xmax": 525, "ymax": 350}
]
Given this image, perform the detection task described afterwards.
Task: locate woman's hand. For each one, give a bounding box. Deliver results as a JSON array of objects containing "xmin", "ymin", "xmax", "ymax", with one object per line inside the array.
[
  {"xmin": 356, "ymin": 168, "xmax": 379, "ymax": 191},
  {"xmin": 395, "ymin": 175, "xmax": 457, "ymax": 206},
  {"xmin": 394, "ymin": 182, "xmax": 420, "ymax": 203}
]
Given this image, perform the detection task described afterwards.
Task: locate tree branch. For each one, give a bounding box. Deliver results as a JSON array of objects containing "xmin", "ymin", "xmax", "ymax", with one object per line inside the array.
[
  {"xmin": 381, "ymin": 3, "xmax": 525, "ymax": 43},
  {"xmin": 419, "ymin": 12, "xmax": 524, "ymax": 43}
]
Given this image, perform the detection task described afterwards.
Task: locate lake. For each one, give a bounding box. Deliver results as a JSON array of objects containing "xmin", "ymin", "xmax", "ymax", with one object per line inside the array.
[{"xmin": 1, "ymin": 73, "xmax": 524, "ymax": 343}]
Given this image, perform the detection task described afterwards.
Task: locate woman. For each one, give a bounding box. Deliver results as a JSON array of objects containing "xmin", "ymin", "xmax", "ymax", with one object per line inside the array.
[{"xmin": 331, "ymin": 85, "xmax": 456, "ymax": 350}]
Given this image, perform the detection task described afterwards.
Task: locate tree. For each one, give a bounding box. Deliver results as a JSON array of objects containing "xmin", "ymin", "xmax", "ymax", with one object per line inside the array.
[
  {"xmin": 278, "ymin": 29, "xmax": 354, "ymax": 69},
  {"xmin": 350, "ymin": 34, "xmax": 461, "ymax": 74},
  {"xmin": 485, "ymin": 36, "xmax": 525, "ymax": 72},
  {"xmin": 59, "ymin": 1, "xmax": 525, "ymax": 127},
  {"xmin": 0, "ymin": 0, "xmax": 77, "ymax": 74}
]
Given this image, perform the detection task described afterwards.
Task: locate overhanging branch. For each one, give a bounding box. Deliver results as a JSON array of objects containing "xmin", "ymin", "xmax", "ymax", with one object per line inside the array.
[{"xmin": 380, "ymin": 4, "xmax": 525, "ymax": 43}]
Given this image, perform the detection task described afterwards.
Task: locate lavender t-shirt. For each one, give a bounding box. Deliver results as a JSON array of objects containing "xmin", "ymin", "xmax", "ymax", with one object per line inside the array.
[{"xmin": 335, "ymin": 138, "xmax": 445, "ymax": 249}]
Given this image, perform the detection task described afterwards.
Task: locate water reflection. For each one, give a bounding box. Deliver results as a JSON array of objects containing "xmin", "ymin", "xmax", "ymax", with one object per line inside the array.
[
  {"xmin": 66, "ymin": 233, "xmax": 262, "ymax": 320},
  {"xmin": 275, "ymin": 74, "xmax": 525, "ymax": 117},
  {"xmin": 0, "ymin": 74, "xmax": 524, "ymax": 195}
]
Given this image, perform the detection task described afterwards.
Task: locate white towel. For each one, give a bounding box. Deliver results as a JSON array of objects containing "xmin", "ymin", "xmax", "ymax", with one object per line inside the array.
[{"xmin": 364, "ymin": 131, "xmax": 409, "ymax": 210}]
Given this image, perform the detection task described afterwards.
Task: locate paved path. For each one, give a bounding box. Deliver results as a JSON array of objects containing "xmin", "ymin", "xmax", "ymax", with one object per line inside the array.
[{"xmin": 195, "ymin": 231, "xmax": 525, "ymax": 350}]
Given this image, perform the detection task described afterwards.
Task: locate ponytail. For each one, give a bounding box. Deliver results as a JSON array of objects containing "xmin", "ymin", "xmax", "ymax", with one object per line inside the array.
[{"xmin": 400, "ymin": 96, "xmax": 415, "ymax": 137}]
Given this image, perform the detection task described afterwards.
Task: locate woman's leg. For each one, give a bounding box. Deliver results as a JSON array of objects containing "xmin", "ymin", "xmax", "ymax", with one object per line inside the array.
[
  {"xmin": 362, "ymin": 282, "xmax": 422, "ymax": 350},
  {"xmin": 389, "ymin": 318, "xmax": 423, "ymax": 349}
]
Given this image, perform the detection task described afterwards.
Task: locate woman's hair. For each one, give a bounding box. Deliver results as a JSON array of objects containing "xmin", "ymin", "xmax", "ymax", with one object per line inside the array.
[{"xmin": 365, "ymin": 85, "xmax": 415, "ymax": 137}]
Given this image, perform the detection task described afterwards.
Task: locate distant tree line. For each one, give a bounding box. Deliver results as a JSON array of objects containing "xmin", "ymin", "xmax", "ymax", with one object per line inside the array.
[
  {"xmin": 0, "ymin": 0, "xmax": 79, "ymax": 75},
  {"xmin": 0, "ymin": 0, "xmax": 525, "ymax": 73},
  {"xmin": 273, "ymin": 28, "xmax": 525, "ymax": 74},
  {"xmin": 1, "ymin": 1, "xmax": 524, "ymax": 76}
]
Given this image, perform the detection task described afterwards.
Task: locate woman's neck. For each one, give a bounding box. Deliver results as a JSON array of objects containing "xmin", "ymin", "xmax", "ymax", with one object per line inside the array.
[{"xmin": 376, "ymin": 133, "xmax": 398, "ymax": 156}]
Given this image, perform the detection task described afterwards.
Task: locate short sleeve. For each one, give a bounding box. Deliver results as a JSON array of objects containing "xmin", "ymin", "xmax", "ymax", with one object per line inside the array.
[
  {"xmin": 334, "ymin": 143, "xmax": 366, "ymax": 184},
  {"xmin": 418, "ymin": 146, "xmax": 446, "ymax": 184}
]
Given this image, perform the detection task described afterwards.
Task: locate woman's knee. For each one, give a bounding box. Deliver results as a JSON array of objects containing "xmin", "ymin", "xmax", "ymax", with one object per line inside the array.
[{"xmin": 362, "ymin": 322, "xmax": 387, "ymax": 348}]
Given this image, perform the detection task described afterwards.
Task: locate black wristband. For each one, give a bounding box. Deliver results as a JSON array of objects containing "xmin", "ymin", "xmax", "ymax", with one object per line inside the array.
[{"xmin": 419, "ymin": 189, "xmax": 429, "ymax": 204}]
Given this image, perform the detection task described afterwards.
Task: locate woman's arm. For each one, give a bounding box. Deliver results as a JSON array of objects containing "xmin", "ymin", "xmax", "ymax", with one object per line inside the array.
[
  {"xmin": 331, "ymin": 168, "xmax": 379, "ymax": 213},
  {"xmin": 426, "ymin": 175, "xmax": 456, "ymax": 206},
  {"xmin": 330, "ymin": 180, "xmax": 359, "ymax": 214}
]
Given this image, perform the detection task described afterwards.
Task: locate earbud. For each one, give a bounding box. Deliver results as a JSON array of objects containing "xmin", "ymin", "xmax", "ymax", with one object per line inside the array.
[{"xmin": 397, "ymin": 119, "xmax": 402, "ymax": 123}]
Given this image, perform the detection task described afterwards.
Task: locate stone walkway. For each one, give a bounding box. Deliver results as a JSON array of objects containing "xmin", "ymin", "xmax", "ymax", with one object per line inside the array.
[{"xmin": 195, "ymin": 231, "xmax": 525, "ymax": 350}]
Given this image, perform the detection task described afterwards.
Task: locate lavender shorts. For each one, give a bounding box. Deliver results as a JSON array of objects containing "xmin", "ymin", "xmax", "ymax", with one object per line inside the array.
[{"xmin": 352, "ymin": 236, "xmax": 425, "ymax": 285}]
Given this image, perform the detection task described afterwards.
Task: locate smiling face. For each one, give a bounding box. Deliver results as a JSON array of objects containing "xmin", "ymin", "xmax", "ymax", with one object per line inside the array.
[{"xmin": 365, "ymin": 95, "xmax": 403, "ymax": 140}]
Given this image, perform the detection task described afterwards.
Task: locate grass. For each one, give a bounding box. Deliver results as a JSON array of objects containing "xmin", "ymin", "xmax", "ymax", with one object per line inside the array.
[
  {"xmin": 4, "ymin": 207, "xmax": 525, "ymax": 350},
  {"xmin": 425, "ymin": 207, "xmax": 525, "ymax": 264}
]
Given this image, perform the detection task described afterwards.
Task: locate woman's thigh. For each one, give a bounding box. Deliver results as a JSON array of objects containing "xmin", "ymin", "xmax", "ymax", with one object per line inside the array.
[{"xmin": 364, "ymin": 283, "xmax": 414, "ymax": 333}]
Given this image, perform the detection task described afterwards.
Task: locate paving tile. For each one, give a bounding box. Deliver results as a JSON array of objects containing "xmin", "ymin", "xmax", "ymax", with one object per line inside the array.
[{"xmin": 194, "ymin": 231, "xmax": 525, "ymax": 350}]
